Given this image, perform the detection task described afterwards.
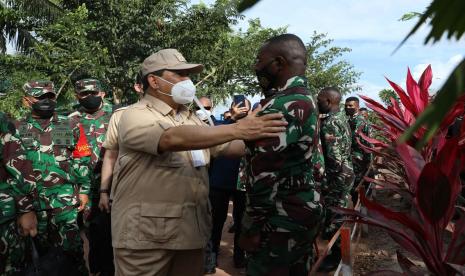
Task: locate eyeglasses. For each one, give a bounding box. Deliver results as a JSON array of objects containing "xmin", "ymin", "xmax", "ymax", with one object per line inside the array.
[
  {"xmin": 78, "ymin": 90, "xmax": 100, "ymax": 97},
  {"xmin": 195, "ymin": 106, "xmax": 212, "ymax": 111}
]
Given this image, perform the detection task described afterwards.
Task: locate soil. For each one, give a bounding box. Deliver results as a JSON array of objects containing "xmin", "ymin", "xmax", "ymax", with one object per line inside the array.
[{"xmin": 352, "ymin": 189, "xmax": 417, "ymax": 275}]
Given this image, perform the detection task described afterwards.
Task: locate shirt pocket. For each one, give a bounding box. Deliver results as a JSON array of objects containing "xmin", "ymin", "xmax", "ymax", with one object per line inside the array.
[
  {"xmin": 138, "ymin": 202, "xmax": 183, "ymax": 242},
  {"xmin": 152, "ymin": 152, "xmax": 185, "ymax": 168}
]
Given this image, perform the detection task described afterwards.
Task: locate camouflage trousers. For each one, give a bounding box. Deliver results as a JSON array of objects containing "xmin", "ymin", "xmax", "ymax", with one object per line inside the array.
[
  {"xmin": 0, "ymin": 220, "xmax": 25, "ymax": 275},
  {"xmin": 36, "ymin": 206, "xmax": 87, "ymax": 274},
  {"xmin": 352, "ymin": 159, "xmax": 370, "ymax": 187},
  {"xmin": 321, "ymin": 179, "xmax": 352, "ymax": 257},
  {"xmin": 351, "ymin": 159, "xmax": 370, "ymax": 204},
  {"xmin": 246, "ymin": 229, "xmax": 319, "ymax": 276}
]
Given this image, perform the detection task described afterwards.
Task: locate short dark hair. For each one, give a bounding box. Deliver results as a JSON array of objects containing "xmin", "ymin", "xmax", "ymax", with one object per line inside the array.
[
  {"xmin": 359, "ymin": 107, "xmax": 368, "ymax": 112},
  {"xmin": 265, "ymin": 33, "xmax": 306, "ymax": 53},
  {"xmin": 142, "ymin": 70, "xmax": 165, "ymax": 92},
  {"xmin": 345, "ymin": 96, "xmax": 359, "ymax": 103}
]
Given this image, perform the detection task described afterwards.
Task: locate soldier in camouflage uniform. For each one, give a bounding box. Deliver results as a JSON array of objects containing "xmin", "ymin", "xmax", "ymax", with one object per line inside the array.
[
  {"xmin": 240, "ymin": 34, "xmax": 325, "ymax": 276},
  {"xmin": 317, "ymin": 87, "xmax": 354, "ymax": 271},
  {"xmin": 0, "ymin": 108, "xmax": 26, "ymax": 275},
  {"xmin": 6, "ymin": 80, "xmax": 91, "ymax": 274},
  {"xmin": 345, "ymin": 96, "xmax": 371, "ymax": 204},
  {"xmin": 68, "ymin": 78, "xmax": 114, "ymax": 275}
]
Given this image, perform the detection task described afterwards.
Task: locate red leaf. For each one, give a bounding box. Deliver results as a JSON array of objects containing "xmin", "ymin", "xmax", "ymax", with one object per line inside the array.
[
  {"xmin": 365, "ymin": 101, "xmax": 409, "ymax": 132},
  {"xmin": 418, "ymin": 65, "xmax": 432, "ymax": 106},
  {"xmin": 440, "ymin": 97, "xmax": 465, "ymax": 132},
  {"xmin": 386, "ymin": 77, "xmax": 418, "ymax": 115},
  {"xmin": 332, "ymin": 205, "xmax": 425, "ymax": 259},
  {"xmin": 435, "ymin": 137, "xmax": 460, "ymax": 177},
  {"xmin": 357, "ymin": 189, "xmax": 427, "ymax": 240},
  {"xmin": 397, "ymin": 250, "xmax": 426, "ymax": 275},
  {"xmin": 396, "ymin": 144, "xmax": 425, "ymax": 193},
  {"xmin": 407, "ymin": 68, "xmax": 424, "ymax": 113},
  {"xmin": 358, "ymin": 131, "xmax": 389, "ymax": 148},
  {"xmin": 446, "ymin": 209, "xmax": 465, "ymax": 264},
  {"xmin": 390, "ymin": 97, "xmax": 404, "ymax": 118},
  {"xmin": 416, "ymin": 163, "xmax": 451, "ymax": 224}
]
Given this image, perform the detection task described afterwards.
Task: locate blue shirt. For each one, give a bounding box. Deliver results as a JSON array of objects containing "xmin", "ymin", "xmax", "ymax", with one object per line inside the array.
[{"xmin": 208, "ymin": 118, "xmax": 241, "ymax": 190}]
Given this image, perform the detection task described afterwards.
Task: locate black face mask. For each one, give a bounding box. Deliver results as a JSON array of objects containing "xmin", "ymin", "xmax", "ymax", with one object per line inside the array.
[
  {"xmin": 79, "ymin": 95, "xmax": 102, "ymax": 110},
  {"xmin": 256, "ymin": 59, "xmax": 276, "ymax": 91},
  {"xmin": 32, "ymin": 98, "xmax": 56, "ymax": 118},
  {"xmin": 345, "ymin": 107, "xmax": 356, "ymax": 116}
]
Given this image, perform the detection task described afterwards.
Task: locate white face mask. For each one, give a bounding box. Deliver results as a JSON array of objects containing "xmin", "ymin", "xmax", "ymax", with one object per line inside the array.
[
  {"xmin": 157, "ymin": 77, "xmax": 196, "ymax": 104},
  {"xmin": 195, "ymin": 109, "xmax": 212, "ymax": 122}
]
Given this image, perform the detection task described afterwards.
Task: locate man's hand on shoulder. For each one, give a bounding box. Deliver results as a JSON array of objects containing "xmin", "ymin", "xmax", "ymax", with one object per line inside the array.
[{"xmin": 234, "ymin": 105, "xmax": 287, "ymax": 141}]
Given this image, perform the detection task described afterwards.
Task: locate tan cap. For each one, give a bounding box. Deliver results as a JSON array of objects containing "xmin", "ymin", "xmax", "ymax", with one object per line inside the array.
[{"xmin": 141, "ymin": 49, "xmax": 204, "ymax": 77}]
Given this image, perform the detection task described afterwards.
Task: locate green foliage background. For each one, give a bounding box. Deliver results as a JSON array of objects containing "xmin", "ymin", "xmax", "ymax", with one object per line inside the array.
[{"xmin": 1, "ymin": 0, "xmax": 360, "ymax": 118}]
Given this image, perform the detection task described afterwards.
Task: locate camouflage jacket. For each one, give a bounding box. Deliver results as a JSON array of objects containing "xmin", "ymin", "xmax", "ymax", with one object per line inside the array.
[
  {"xmin": 5, "ymin": 113, "xmax": 91, "ymax": 212},
  {"xmin": 243, "ymin": 76, "xmax": 325, "ymax": 235},
  {"xmin": 0, "ymin": 112, "xmax": 20, "ymax": 224},
  {"xmin": 320, "ymin": 110, "xmax": 354, "ymax": 198},
  {"xmin": 69, "ymin": 101, "xmax": 112, "ymax": 198},
  {"xmin": 348, "ymin": 112, "xmax": 371, "ymax": 163}
]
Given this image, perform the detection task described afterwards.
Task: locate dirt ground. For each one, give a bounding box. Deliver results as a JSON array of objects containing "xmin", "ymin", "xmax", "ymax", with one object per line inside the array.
[
  {"xmin": 351, "ymin": 189, "xmax": 414, "ymax": 275},
  {"xmin": 209, "ymin": 202, "xmax": 246, "ymax": 276}
]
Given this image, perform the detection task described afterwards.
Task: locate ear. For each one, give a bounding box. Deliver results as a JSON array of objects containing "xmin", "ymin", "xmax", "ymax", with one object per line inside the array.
[
  {"xmin": 274, "ymin": 56, "xmax": 287, "ymax": 69},
  {"xmin": 147, "ymin": 75, "xmax": 160, "ymax": 91}
]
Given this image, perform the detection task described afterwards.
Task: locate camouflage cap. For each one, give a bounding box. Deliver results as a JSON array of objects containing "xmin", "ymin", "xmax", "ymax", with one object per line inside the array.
[
  {"xmin": 75, "ymin": 78, "xmax": 104, "ymax": 93},
  {"xmin": 23, "ymin": 80, "xmax": 55, "ymax": 97}
]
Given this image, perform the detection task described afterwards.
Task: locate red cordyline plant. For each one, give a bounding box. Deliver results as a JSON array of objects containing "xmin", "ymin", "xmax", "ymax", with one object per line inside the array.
[
  {"xmin": 333, "ymin": 66, "xmax": 465, "ymax": 275},
  {"xmin": 357, "ymin": 65, "xmax": 464, "ymax": 197}
]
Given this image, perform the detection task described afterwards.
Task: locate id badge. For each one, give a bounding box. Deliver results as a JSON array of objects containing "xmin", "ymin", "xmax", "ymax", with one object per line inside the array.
[{"xmin": 190, "ymin": 150, "xmax": 206, "ymax": 167}]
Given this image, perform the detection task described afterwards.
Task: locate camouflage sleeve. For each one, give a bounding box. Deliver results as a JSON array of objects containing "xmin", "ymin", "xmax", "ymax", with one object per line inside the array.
[
  {"xmin": 71, "ymin": 122, "xmax": 91, "ymax": 195},
  {"xmin": 320, "ymin": 119, "xmax": 352, "ymax": 198},
  {"xmin": 2, "ymin": 131, "xmax": 36, "ymax": 213},
  {"xmin": 322, "ymin": 120, "xmax": 345, "ymax": 175}
]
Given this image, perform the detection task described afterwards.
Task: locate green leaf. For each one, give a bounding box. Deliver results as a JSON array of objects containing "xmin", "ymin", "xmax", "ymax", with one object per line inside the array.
[
  {"xmin": 398, "ymin": 12, "xmax": 423, "ymax": 22},
  {"xmin": 237, "ymin": 0, "xmax": 260, "ymax": 12},
  {"xmin": 399, "ymin": 57, "xmax": 465, "ymax": 149},
  {"xmin": 398, "ymin": 0, "xmax": 465, "ymax": 50}
]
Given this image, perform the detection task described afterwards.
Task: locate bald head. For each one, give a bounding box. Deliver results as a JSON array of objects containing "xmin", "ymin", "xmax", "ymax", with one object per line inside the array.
[
  {"xmin": 317, "ymin": 87, "xmax": 342, "ymax": 114},
  {"xmin": 262, "ymin": 34, "xmax": 307, "ymax": 72},
  {"xmin": 255, "ymin": 34, "xmax": 307, "ymax": 91},
  {"xmin": 198, "ymin": 96, "xmax": 212, "ymax": 109}
]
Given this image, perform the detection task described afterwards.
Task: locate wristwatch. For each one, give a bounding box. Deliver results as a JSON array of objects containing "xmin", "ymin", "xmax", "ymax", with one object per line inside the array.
[{"xmin": 99, "ymin": 189, "xmax": 110, "ymax": 194}]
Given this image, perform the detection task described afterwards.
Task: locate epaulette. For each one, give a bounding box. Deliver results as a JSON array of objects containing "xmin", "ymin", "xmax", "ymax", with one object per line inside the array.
[{"xmin": 113, "ymin": 106, "xmax": 129, "ymax": 113}]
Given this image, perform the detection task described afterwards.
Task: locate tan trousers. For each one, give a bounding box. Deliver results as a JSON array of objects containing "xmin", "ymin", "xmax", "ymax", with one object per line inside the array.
[{"xmin": 114, "ymin": 248, "xmax": 204, "ymax": 276}]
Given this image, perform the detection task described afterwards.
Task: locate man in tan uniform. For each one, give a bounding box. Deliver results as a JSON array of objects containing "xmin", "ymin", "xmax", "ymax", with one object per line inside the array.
[{"xmin": 111, "ymin": 49, "xmax": 287, "ymax": 276}]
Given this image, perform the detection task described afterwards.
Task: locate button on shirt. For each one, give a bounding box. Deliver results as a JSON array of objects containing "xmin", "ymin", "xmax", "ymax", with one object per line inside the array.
[{"xmin": 111, "ymin": 94, "xmax": 227, "ymax": 250}]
